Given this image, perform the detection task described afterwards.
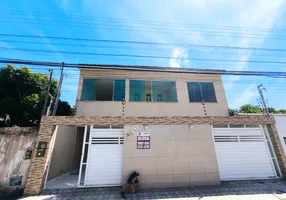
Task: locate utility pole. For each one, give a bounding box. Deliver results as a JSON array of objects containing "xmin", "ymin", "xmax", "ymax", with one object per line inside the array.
[
  {"xmin": 42, "ymin": 69, "xmax": 53, "ymax": 115},
  {"xmin": 46, "ymin": 94, "xmax": 54, "ymax": 116},
  {"xmin": 52, "ymin": 62, "xmax": 65, "ymax": 116},
  {"xmin": 257, "ymin": 84, "xmax": 270, "ymax": 116}
]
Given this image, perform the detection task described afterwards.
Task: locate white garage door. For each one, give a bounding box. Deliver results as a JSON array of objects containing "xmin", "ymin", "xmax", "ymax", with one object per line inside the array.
[
  {"xmin": 213, "ymin": 126, "xmax": 277, "ymax": 181},
  {"xmin": 85, "ymin": 128, "xmax": 124, "ymax": 187}
]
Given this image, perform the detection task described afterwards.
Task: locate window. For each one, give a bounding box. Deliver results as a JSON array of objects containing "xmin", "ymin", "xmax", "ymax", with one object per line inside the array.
[
  {"xmin": 81, "ymin": 79, "xmax": 125, "ymax": 101},
  {"xmin": 213, "ymin": 124, "xmax": 228, "ymax": 128},
  {"xmin": 284, "ymin": 137, "xmax": 286, "ymax": 145},
  {"xmin": 9, "ymin": 177, "xmax": 22, "ymax": 187},
  {"xmin": 157, "ymin": 94, "xmax": 162, "ymax": 102},
  {"xmin": 129, "ymin": 80, "xmax": 177, "ymax": 102},
  {"xmin": 187, "ymin": 82, "xmax": 216, "ymax": 102},
  {"xmin": 245, "ymin": 124, "xmax": 260, "ymax": 128},
  {"xmin": 229, "ymin": 124, "xmax": 244, "ymax": 128},
  {"xmin": 146, "ymin": 94, "xmax": 151, "ymax": 102}
]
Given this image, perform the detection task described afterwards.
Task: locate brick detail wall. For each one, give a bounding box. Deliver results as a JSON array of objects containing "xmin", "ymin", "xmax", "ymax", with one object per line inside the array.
[
  {"xmin": 24, "ymin": 115, "xmax": 286, "ymax": 195},
  {"xmin": 267, "ymin": 124, "xmax": 286, "ymax": 178},
  {"xmin": 24, "ymin": 124, "xmax": 55, "ymax": 194}
]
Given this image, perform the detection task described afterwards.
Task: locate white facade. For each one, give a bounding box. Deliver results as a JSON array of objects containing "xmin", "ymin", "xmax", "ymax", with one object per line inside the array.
[{"xmin": 274, "ymin": 116, "xmax": 286, "ymax": 153}]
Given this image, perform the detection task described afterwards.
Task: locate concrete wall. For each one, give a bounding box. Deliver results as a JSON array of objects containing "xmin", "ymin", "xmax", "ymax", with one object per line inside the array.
[
  {"xmin": 47, "ymin": 125, "xmax": 79, "ymax": 181},
  {"xmin": 0, "ymin": 127, "xmax": 38, "ymax": 188},
  {"xmin": 274, "ymin": 116, "xmax": 286, "ymax": 153},
  {"xmin": 76, "ymin": 69, "xmax": 229, "ymax": 117},
  {"xmin": 123, "ymin": 125, "xmax": 219, "ymax": 188}
]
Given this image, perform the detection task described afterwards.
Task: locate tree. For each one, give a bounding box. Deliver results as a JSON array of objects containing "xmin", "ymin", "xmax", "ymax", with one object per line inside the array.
[
  {"xmin": 228, "ymin": 108, "xmax": 238, "ymax": 116},
  {"xmin": 0, "ymin": 64, "xmax": 74, "ymax": 127},
  {"xmin": 278, "ymin": 109, "xmax": 286, "ymax": 114},
  {"xmin": 268, "ymin": 107, "xmax": 277, "ymax": 114},
  {"xmin": 239, "ymin": 104, "xmax": 263, "ymax": 113},
  {"xmin": 231, "ymin": 104, "xmax": 286, "ymax": 115},
  {"xmin": 56, "ymin": 101, "xmax": 74, "ymax": 116}
]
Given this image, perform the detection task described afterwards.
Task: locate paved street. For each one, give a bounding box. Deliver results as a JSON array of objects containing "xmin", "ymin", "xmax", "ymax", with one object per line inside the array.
[{"xmin": 19, "ymin": 180, "xmax": 286, "ymax": 200}]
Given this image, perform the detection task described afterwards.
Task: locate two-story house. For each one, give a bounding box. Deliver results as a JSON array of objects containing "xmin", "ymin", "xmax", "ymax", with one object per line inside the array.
[{"xmin": 24, "ymin": 64, "xmax": 285, "ymax": 195}]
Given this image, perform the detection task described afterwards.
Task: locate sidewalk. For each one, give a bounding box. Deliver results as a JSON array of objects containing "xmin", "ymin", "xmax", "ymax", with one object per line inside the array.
[{"xmin": 20, "ymin": 179, "xmax": 286, "ymax": 200}]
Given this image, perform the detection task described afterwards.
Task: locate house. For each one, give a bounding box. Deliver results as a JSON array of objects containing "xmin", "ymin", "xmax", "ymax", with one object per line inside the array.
[{"xmin": 23, "ymin": 64, "xmax": 286, "ymax": 195}]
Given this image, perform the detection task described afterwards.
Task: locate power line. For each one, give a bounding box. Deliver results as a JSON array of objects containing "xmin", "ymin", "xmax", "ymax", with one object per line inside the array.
[
  {"xmin": 1, "ymin": 33, "xmax": 286, "ymax": 52},
  {"xmin": 1, "ymin": 46, "xmax": 286, "ymax": 65},
  {"xmin": 1, "ymin": 19, "xmax": 286, "ymax": 40},
  {"xmin": 0, "ymin": 58, "xmax": 286, "ymax": 77},
  {"xmin": 2, "ymin": 39, "xmax": 286, "ymax": 58},
  {"xmin": 0, "ymin": 9, "xmax": 286, "ymax": 33}
]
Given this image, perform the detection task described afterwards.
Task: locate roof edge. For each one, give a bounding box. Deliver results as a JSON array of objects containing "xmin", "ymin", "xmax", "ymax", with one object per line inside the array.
[{"xmin": 78, "ymin": 64, "xmax": 225, "ymax": 75}]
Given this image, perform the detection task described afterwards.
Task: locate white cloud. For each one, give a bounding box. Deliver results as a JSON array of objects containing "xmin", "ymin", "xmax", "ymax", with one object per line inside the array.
[
  {"xmin": 58, "ymin": 0, "xmax": 70, "ymax": 13},
  {"xmin": 82, "ymin": 0, "xmax": 286, "ymax": 109},
  {"xmin": 230, "ymin": 84, "xmax": 257, "ymax": 108},
  {"xmin": 169, "ymin": 47, "xmax": 190, "ymax": 68},
  {"xmin": 224, "ymin": 0, "xmax": 285, "ymax": 87}
]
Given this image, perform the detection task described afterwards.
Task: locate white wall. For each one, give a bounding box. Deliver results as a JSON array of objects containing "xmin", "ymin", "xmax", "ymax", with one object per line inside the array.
[
  {"xmin": 274, "ymin": 116, "xmax": 286, "ymax": 153},
  {"xmin": 48, "ymin": 126, "xmax": 77, "ymax": 181}
]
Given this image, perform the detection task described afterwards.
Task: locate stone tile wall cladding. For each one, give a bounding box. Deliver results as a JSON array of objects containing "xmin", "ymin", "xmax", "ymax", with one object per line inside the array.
[
  {"xmin": 124, "ymin": 125, "xmax": 219, "ymax": 188},
  {"xmin": 24, "ymin": 116, "xmax": 286, "ymax": 195}
]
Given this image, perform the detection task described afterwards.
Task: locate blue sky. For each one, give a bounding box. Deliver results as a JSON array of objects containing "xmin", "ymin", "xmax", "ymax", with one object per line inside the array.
[{"xmin": 0, "ymin": 0, "xmax": 285, "ymax": 109}]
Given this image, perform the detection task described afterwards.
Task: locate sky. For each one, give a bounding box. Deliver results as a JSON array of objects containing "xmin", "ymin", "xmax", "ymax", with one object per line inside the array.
[{"xmin": 0, "ymin": 0, "xmax": 285, "ymax": 109}]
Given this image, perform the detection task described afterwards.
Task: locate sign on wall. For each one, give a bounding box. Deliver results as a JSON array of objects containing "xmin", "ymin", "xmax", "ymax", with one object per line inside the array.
[{"xmin": 137, "ymin": 132, "xmax": 150, "ymax": 149}]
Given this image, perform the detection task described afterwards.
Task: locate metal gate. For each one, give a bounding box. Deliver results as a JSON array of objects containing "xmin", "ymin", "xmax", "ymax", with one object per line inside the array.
[
  {"xmin": 78, "ymin": 126, "xmax": 124, "ymax": 187},
  {"xmin": 212, "ymin": 125, "xmax": 280, "ymax": 180}
]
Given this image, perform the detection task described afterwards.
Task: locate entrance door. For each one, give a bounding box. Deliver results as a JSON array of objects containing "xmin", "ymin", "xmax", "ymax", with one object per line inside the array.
[
  {"xmin": 213, "ymin": 125, "xmax": 277, "ymax": 180},
  {"xmin": 80, "ymin": 126, "xmax": 124, "ymax": 187}
]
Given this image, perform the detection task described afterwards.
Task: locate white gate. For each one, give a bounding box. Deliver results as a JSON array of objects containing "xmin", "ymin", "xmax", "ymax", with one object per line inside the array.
[
  {"xmin": 212, "ymin": 125, "xmax": 278, "ymax": 181},
  {"xmin": 78, "ymin": 126, "xmax": 124, "ymax": 187}
]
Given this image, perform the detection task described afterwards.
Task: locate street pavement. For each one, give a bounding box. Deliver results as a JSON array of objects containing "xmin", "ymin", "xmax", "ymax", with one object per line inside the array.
[{"xmin": 19, "ymin": 179, "xmax": 286, "ymax": 200}]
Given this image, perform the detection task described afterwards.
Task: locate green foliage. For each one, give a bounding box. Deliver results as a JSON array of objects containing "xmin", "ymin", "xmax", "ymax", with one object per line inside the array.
[
  {"xmin": 268, "ymin": 107, "xmax": 276, "ymax": 113},
  {"xmin": 228, "ymin": 109, "xmax": 238, "ymax": 116},
  {"xmin": 231, "ymin": 104, "xmax": 286, "ymax": 114},
  {"xmin": 239, "ymin": 104, "xmax": 263, "ymax": 113},
  {"xmin": 56, "ymin": 101, "xmax": 74, "ymax": 116},
  {"xmin": 0, "ymin": 64, "xmax": 74, "ymax": 127},
  {"xmin": 278, "ymin": 109, "xmax": 286, "ymax": 114}
]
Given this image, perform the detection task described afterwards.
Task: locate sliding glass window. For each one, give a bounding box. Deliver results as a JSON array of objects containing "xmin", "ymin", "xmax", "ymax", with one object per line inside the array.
[
  {"xmin": 81, "ymin": 79, "xmax": 125, "ymax": 101},
  {"xmin": 129, "ymin": 80, "xmax": 177, "ymax": 102},
  {"xmin": 187, "ymin": 82, "xmax": 216, "ymax": 102}
]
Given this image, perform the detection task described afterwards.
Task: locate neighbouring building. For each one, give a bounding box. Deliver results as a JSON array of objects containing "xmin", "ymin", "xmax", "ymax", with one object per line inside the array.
[
  {"xmin": 0, "ymin": 127, "xmax": 38, "ymax": 196},
  {"xmin": 24, "ymin": 64, "xmax": 286, "ymax": 195},
  {"xmin": 272, "ymin": 115, "xmax": 286, "ymax": 153}
]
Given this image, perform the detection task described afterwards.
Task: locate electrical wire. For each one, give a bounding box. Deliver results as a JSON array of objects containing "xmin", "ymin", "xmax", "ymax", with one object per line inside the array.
[
  {"xmin": 1, "ymin": 39, "xmax": 286, "ymax": 58},
  {"xmin": 1, "ymin": 58, "xmax": 286, "ymax": 77},
  {"xmin": 1, "ymin": 19, "xmax": 286, "ymax": 40},
  {"xmin": 1, "ymin": 46, "xmax": 286, "ymax": 64},
  {"xmin": 0, "ymin": 9, "xmax": 286, "ymax": 34},
  {"xmin": 1, "ymin": 33, "xmax": 286, "ymax": 52}
]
